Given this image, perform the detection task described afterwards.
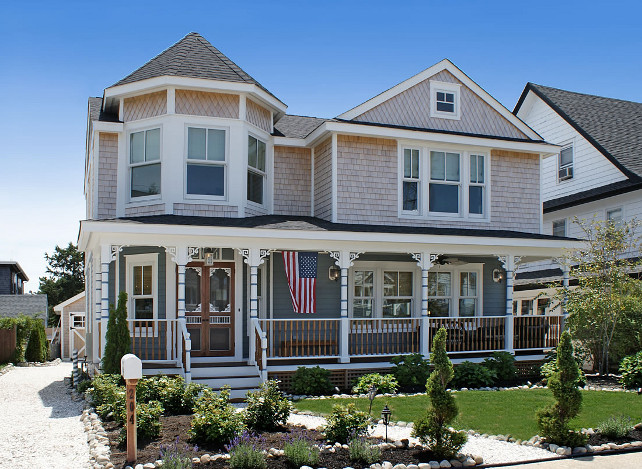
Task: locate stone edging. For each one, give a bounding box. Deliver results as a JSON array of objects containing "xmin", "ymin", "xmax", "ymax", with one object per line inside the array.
[
  {"xmin": 0, "ymin": 363, "xmax": 14, "ymax": 377},
  {"xmin": 15, "ymin": 358, "xmax": 62, "ymax": 367}
]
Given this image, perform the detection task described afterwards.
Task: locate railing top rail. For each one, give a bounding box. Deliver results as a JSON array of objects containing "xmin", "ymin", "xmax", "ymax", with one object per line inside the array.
[
  {"xmin": 125, "ymin": 318, "xmax": 179, "ymax": 322},
  {"xmin": 259, "ymin": 318, "xmax": 341, "ymax": 322},
  {"xmin": 515, "ymin": 314, "xmax": 564, "ymax": 318}
]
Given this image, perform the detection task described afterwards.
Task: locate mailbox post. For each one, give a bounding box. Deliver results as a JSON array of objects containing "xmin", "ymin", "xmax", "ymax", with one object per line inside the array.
[{"xmin": 121, "ymin": 354, "xmax": 142, "ymax": 464}]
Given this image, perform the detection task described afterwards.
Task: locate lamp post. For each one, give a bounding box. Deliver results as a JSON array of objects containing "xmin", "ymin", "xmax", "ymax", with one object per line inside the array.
[
  {"xmin": 381, "ymin": 405, "xmax": 391, "ymax": 442},
  {"xmin": 367, "ymin": 385, "xmax": 377, "ymax": 415},
  {"xmin": 121, "ymin": 354, "xmax": 143, "ymax": 464}
]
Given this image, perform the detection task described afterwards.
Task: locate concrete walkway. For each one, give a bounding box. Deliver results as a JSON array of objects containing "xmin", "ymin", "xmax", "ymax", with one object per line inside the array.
[
  {"xmin": 504, "ymin": 451, "xmax": 642, "ymax": 468},
  {"xmin": 0, "ymin": 362, "xmax": 90, "ymax": 468}
]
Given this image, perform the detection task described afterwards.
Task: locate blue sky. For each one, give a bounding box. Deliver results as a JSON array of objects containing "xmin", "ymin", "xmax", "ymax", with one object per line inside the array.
[{"xmin": 0, "ymin": 0, "xmax": 640, "ymax": 291}]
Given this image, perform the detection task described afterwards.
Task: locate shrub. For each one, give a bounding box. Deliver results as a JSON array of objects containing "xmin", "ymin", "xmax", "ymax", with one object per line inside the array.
[
  {"xmin": 451, "ymin": 361, "xmax": 496, "ymax": 389},
  {"xmin": 391, "ymin": 353, "xmax": 431, "ymax": 390},
  {"xmin": 283, "ymin": 430, "xmax": 320, "ymax": 467},
  {"xmin": 291, "ymin": 366, "xmax": 333, "ymax": 396},
  {"xmin": 117, "ymin": 400, "xmax": 164, "ymax": 444},
  {"xmin": 189, "ymin": 387, "xmax": 244, "ymax": 447},
  {"xmin": 160, "ymin": 438, "xmax": 198, "ymax": 469},
  {"xmin": 324, "ymin": 403, "xmax": 370, "ymax": 444},
  {"xmin": 25, "ymin": 318, "xmax": 48, "ymax": 362},
  {"xmin": 412, "ymin": 328, "xmax": 467, "ymax": 460},
  {"xmin": 483, "ymin": 352, "xmax": 517, "ymax": 383},
  {"xmin": 352, "ymin": 373, "xmax": 399, "ymax": 395},
  {"xmin": 88, "ymin": 373, "xmax": 124, "ymax": 413},
  {"xmin": 244, "ymin": 379, "xmax": 292, "ymax": 432},
  {"xmin": 0, "ymin": 315, "xmax": 44, "ymax": 363},
  {"xmin": 619, "ymin": 351, "xmax": 642, "ymax": 390},
  {"xmin": 536, "ymin": 331, "xmax": 586, "ymax": 447},
  {"xmin": 138, "ymin": 375, "xmax": 206, "ymax": 415},
  {"xmin": 541, "ymin": 348, "xmax": 586, "ymax": 387},
  {"xmin": 349, "ymin": 436, "xmax": 381, "ymax": 464},
  {"xmin": 102, "ymin": 291, "xmax": 131, "ymax": 375},
  {"xmin": 598, "ymin": 415, "xmax": 634, "ymax": 439},
  {"xmin": 227, "ymin": 432, "xmax": 267, "ymax": 469}
]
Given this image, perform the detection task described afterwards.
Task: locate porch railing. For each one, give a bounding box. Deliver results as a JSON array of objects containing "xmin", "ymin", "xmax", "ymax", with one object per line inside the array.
[
  {"xmin": 349, "ymin": 318, "xmax": 421, "ymax": 357},
  {"xmin": 427, "ymin": 316, "xmax": 506, "ymax": 353},
  {"xmin": 259, "ymin": 318, "xmax": 341, "ymax": 359},
  {"xmin": 252, "ymin": 318, "xmax": 267, "ymax": 381},
  {"xmin": 126, "ymin": 319, "xmax": 179, "ymax": 361},
  {"xmin": 513, "ymin": 315, "xmax": 563, "ymax": 351}
]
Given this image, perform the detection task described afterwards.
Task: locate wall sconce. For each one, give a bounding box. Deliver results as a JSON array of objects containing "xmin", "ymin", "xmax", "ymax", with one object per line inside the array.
[
  {"xmin": 493, "ymin": 268, "xmax": 504, "ymax": 283},
  {"xmin": 205, "ymin": 252, "xmax": 215, "ymax": 265},
  {"xmin": 328, "ymin": 265, "xmax": 341, "ymax": 281}
]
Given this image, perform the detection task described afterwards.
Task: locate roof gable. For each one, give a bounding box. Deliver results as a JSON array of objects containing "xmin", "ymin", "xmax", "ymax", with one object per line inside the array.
[
  {"xmin": 110, "ymin": 32, "xmax": 278, "ymax": 100},
  {"xmin": 515, "ymin": 84, "xmax": 642, "ymax": 180},
  {"xmin": 338, "ymin": 59, "xmax": 540, "ymax": 140}
]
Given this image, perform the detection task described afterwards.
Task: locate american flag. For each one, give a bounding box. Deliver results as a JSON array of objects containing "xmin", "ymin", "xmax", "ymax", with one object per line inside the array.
[{"xmin": 282, "ymin": 251, "xmax": 318, "ymax": 314}]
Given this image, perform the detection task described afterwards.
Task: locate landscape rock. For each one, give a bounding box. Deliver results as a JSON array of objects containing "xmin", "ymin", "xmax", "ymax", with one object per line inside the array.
[{"xmin": 439, "ymin": 461, "xmax": 451, "ymax": 468}]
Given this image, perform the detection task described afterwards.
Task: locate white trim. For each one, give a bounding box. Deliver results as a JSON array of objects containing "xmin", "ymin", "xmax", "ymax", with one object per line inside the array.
[
  {"xmin": 310, "ymin": 147, "xmax": 315, "ymax": 216},
  {"xmin": 183, "ymin": 124, "xmax": 230, "ymax": 201},
  {"xmin": 125, "ymin": 253, "xmax": 158, "ymax": 323},
  {"xmin": 247, "ymin": 133, "xmax": 269, "ymax": 207},
  {"xmin": 429, "ymin": 80, "xmax": 461, "ymax": 120},
  {"xmin": 331, "ymin": 133, "xmax": 338, "ymax": 222},
  {"xmin": 337, "ymin": 59, "xmax": 540, "ymax": 140},
  {"xmin": 54, "ymin": 292, "xmax": 86, "ymax": 312},
  {"xmin": 127, "ymin": 126, "xmax": 163, "ymax": 202}
]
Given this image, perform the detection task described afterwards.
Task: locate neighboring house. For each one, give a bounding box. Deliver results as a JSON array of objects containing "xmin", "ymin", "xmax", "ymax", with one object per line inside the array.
[
  {"xmin": 79, "ymin": 33, "xmax": 576, "ymax": 396},
  {"xmin": 53, "ymin": 292, "xmax": 86, "ymax": 360},
  {"xmin": 0, "ymin": 261, "xmax": 48, "ymax": 324},
  {"xmin": 514, "ymin": 84, "xmax": 642, "ymax": 305}
]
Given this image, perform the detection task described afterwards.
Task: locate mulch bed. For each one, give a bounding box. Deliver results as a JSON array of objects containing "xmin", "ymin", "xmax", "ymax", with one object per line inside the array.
[
  {"xmin": 105, "ymin": 415, "xmax": 444, "ymax": 469},
  {"xmin": 588, "ymin": 429, "xmax": 642, "ymax": 446}
]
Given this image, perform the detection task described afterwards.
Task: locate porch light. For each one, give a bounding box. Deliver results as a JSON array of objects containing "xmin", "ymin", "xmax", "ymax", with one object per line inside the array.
[
  {"xmin": 381, "ymin": 405, "xmax": 392, "ymax": 442},
  {"xmin": 328, "ymin": 265, "xmax": 341, "ymax": 281},
  {"xmin": 493, "ymin": 269, "xmax": 504, "ymax": 283}
]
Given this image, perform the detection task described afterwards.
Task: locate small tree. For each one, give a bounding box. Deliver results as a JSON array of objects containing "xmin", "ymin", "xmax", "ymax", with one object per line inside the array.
[
  {"xmin": 25, "ymin": 317, "xmax": 48, "ymax": 362},
  {"xmin": 412, "ymin": 328, "xmax": 466, "ymax": 459},
  {"xmin": 536, "ymin": 331, "xmax": 586, "ymax": 447},
  {"xmin": 101, "ymin": 292, "xmax": 131, "ymax": 374}
]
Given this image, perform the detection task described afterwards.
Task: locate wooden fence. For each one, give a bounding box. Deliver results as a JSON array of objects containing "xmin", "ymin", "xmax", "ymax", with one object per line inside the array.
[{"xmin": 0, "ymin": 326, "xmax": 17, "ymax": 362}]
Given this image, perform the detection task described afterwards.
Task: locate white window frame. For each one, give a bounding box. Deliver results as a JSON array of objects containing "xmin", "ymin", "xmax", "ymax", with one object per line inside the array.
[
  {"xmin": 430, "ymin": 80, "xmax": 461, "ymax": 120},
  {"xmin": 401, "ymin": 147, "xmax": 421, "ymax": 214},
  {"xmin": 552, "ymin": 218, "xmax": 567, "ymax": 237},
  {"xmin": 397, "ymin": 143, "xmax": 490, "ymax": 222},
  {"xmin": 349, "ymin": 262, "xmax": 420, "ymax": 320},
  {"xmin": 558, "ymin": 143, "xmax": 574, "ymax": 182},
  {"xmin": 128, "ymin": 127, "xmax": 162, "ymax": 201},
  {"xmin": 125, "ymin": 254, "xmax": 158, "ymax": 335},
  {"xmin": 606, "ymin": 207, "xmax": 624, "ymax": 226},
  {"xmin": 247, "ymin": 133, "xmax": 267, "ymax": 207},
  {"xmin": 72, "ymin": 314, "xmax": 86, "ymax": 329},
  {"xmin": 429, "ymin": 149, "xmax": 462, "ymax": 217},
  {"xmin": 184, "ymin": 124, "xmax": 229, "ymax": 201},
  {"xmin": 426, "ymin": 264, "xmax": 484, "ymax": 318}
]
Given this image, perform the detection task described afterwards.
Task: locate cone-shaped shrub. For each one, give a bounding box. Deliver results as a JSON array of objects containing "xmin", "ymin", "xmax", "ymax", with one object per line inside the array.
[
  {"xmin": 536, "ymin": 331, "xmax": 586, "ymax": 447},
  {"xmin": 412, "ymin": 327, "xmax": 466, "ymax": 459},
  {"xmin": 25, "ymin": 317, "xmax": 48, "ymax": 362},
  {"xmin": 101, "ymin": 292, "xmax": 131, "ymax": 374}
]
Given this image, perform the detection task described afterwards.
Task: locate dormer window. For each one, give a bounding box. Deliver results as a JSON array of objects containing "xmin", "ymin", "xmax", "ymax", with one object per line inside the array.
[
  {"xmin": 130, "ymin": 128, "xmax": 161, "ymax": 198},
  {"xmin": 430, "ymin": 81, "xmax": 461, "ymax": 120},
  {"xmin": 186, "ymin": 127, "xmax": 226, "ymax": 197},
  {"xmin": 558, "ymin": 145, "xmax": 573, "ymax": 181},
  {"xmin": 247, "ymin": 135, "xmax": 266, "ymax": 205}
]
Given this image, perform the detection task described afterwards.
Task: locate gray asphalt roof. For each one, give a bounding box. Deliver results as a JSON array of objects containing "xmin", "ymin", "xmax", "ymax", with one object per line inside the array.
[
  {"xmin": 518, "ymin": 84, "xmax": 642, "ymax": 179},
  {"xmin": 273, "ymin": 115, "xmax": 329, "ymax": 138},
  {"xmin": 111, "ymin": 32, "xmax": 280, "ymax": 103},
  {"xmin": 0, "ymin": 295, "xmax": 48, "ymax": 321}
]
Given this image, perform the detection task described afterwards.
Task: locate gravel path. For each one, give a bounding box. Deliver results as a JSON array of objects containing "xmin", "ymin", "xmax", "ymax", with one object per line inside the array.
[
  {"xmin": 0, "ymin": 362, "xmax": 90, "ymax": 469},
  {"xmin": 288, "ymin": 413, "xmax": 558, "ymax": 465}
]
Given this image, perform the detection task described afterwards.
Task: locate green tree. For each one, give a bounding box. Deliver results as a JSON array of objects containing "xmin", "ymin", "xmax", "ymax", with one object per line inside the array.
[
  {"xmin": 562, "ymin": 218, "xmax": 642, "ymax": 374},
  {"xmin": 536, "ymin": 331, "xmax": 585, "ymax": 446},
  {"xmin": 38, "ymin": 242, "xmax": 84, "ymax": 326},
  {"xmin": 24, "ymin": 317, "xmax": 48, "ymax": 362},
  {"xmin": 412, "ymin": 328, "xmax": 466, "ymax": 459},
  {"xmin": 101, "ymin": 292, "xmax": 131, "ymax": 374}
]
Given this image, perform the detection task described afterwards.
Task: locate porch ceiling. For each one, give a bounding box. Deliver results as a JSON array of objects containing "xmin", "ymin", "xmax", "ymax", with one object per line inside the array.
[{"xmin": 79, "ymin": 215, "xmax": 579, "ymax": 259}]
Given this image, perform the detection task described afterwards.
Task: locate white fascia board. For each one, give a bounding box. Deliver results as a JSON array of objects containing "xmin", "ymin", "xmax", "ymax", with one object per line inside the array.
[
  {"xmin": 337, "ymin": 59, "xmax": 540, "ymax": 140},
  {"xmin": 273, "ymin": 137, "xmax": 307, "ymax": 147},
  {"xmin": 305, "ymin": 121, "xmax": 559, "ymax": 155},
  {"xmin": 53, "ymin": 291, "xmax": 86, "ymax": 311},
  {"xmin": 92, "ymin": 121, "xmax": 124, "ymax": 132},
  {"xmin": 80, "ymin": 220, "xmax": 580, "ymax": 256},
  {"xmin": 103, "ymin": 76, "xmax": 287, "ymax": 114}
]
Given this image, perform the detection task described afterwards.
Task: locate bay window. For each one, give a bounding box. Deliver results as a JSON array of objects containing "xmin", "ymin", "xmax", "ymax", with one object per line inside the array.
[
  {"xmin": 130, "ymin": 128, "xmax": 161, "ymax": 198},
  {"xmin": 186, "ymin": 127, "xmax": 226, "ymax": 197},
  {"xmin": 247, "ymin": 135, "xmax": 266, "ymax": 205}
]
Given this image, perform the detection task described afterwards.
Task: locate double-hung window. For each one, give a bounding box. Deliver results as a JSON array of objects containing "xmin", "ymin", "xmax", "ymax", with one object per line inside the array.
[
  {"xmin": 247, "ymin": 135, "xmax": 266, "ymax": 205},
  {"xmin": 459, "ymin": 272, "xmax": 478, "ymax": 317},
  {"xmin": 130, "ymin": 128, "xmax": 161, "ymax": 198},
  {"xmin": 383, "ymin": 271, "xmax": 413, "ymax": 318},
  {"xmin": 552, "ymin": 219, "xmax": 566, "ymax": 237},
  {"xmin": 428, "ymin": 272, "xmax": 452, "ymax": 317},
  {"xmin": 429, "ymin": 151, "xmax": 460, "ymax": 214},
  {"xmin": 351, "ymin": 267, "xmax": 414, "ymax": 318},
  {"xmin": 558, "ymin": 145, "xmax": 573, "ymax": 181},
  {"xmin": 402, "ymin": 148, "xmax": 420, "ymax": 212},
  {"xmin": 469, "ymin": 154, "xmax": 485, "ymax": 215},
  {"xmin": 186, "ymin": 127, "xmax": 226, "ymax": 197},
  {"xmin": 353, "ymin": 270, "xmax": 374, "ymax": 318},
  {"xmin": 128, "ymin": 254, "xmax": 157, "ymax": 327},
  {"xmin": 428, "ymin": 267, "xmax": 482, "ymax": 317}
]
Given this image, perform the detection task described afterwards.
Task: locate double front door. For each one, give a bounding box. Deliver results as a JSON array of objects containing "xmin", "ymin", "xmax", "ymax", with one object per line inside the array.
[{"xmin": 184, "ymin": 262, "xmax": 235, "ymax": 357}]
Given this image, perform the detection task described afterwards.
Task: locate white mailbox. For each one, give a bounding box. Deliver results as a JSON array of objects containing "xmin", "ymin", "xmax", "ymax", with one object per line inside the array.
[{"xmin": 120, "ymin": 354, "xmax": 142, "ymax": 380}]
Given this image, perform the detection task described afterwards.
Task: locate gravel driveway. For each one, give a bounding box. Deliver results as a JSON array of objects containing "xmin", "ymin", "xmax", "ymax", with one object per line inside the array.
[{"xmin": 0, "ymin": 362, "xmax": 90, "ymax": 469}]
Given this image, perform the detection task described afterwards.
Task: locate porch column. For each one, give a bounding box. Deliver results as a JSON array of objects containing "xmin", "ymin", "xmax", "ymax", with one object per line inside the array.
[
  {"xmin": 240, "ymin": 249, "xmax": 271, "ymax": 365},
  {"xmin": 93, "ymin": 257, "xmax": 102, "ymax": 367},
  {"xmin": 99, "ymin": 244, "xmax": 116, "ymax": 361},
  {"xmin": 411, "ymin": 253, "xmax": 438, "ymax": 359},
  {"xmin": 497, "ymin": 254, "xmax": 520, "ymax": 354},
  {"xmin": 561, "ymin": 263, "xmax": 570, "ymax": 329},
  {"xmin": 330, "ymin": 251, "xmax": 362, "ymax": 363}
]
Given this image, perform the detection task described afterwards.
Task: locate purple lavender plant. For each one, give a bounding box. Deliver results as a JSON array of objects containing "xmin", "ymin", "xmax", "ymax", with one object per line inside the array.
[{"xmin": 159, "ymin": 436, "xmax": 197, "ymax": 468}]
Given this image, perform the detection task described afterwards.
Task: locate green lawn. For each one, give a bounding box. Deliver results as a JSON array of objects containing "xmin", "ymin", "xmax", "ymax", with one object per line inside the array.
[{"xmin": 294, "ymin": 390, "xmax": 642, "ymax": 441}]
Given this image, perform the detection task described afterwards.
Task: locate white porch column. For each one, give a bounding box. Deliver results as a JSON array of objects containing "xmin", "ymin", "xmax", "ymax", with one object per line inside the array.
[
  {"xmin": 330, "ymin": 251, "xmax": 361, "ymax": 363},
  {"xmin": 411, "ymin": 253, "xmax": 438, "ymax": 359},
  {"xmin": 99, "ymin": 244, "xmax": 117, "ymax": 361},
  {"xmin": 240, "ymin": 249, "xmax": 271, "ymax": 365},
  {"xmin": 93, "ymin": 257, "xmax": 102, "ymax": 366},
  {"xmin": 496, "ymin": 254, "xmax": 520, "ymax": 353}
]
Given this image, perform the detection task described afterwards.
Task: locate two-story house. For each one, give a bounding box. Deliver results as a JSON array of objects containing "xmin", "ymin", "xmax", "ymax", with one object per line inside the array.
[
  {"xmin": 513, "ymin": 84, "xmax": 642, "ymax": 313},
  {"xmin": 79, "ymin": 33, "xmax": 576, "ymax": 395}
]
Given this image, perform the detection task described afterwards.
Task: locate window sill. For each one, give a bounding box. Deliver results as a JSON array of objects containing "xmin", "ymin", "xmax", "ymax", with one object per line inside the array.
[
  {"xmin": 127, "ymin": 196, "xmax": 162, "ymax": 205},
  {"xmin": 184, "ymin": 194, "xmax": 228, "ymax": 202},
  {"xmin": 398, "ymin": 213, "xmax": 490, "ymax": 223}
]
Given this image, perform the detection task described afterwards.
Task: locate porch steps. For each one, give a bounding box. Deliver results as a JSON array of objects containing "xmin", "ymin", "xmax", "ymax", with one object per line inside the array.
[
  {"xmin": 189, "ymin": 360, "xmax": 262, "ymax": 401},
  {"xmin": 142, "ymin": 361, "xmax": 183, "ymax": 377}
]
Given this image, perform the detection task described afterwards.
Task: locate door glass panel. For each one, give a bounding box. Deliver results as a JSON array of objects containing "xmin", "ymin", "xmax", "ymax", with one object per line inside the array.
[
  {"xmin": 142, "ymin": 265, "xmax": 152, "ymax": 295},
  {"xmin": 210, "ymin": 328, "xmax": 231, "ymax": 351},
  {"xmin": 210, "ymin": 268, "xmax": 231, "ymax": 312},
  {"xmin": 188, "ymin": 327, "xmax": 201, "ymax": 351},
  {"xmin": 185, "ymin": 268, "xmax": 201, "ymax": 312}
]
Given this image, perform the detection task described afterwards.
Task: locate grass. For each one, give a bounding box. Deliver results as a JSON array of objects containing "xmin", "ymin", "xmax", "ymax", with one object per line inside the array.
[{"xmin": 294, "ymin": 389, "xmax": 642, "ymax": 441}]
